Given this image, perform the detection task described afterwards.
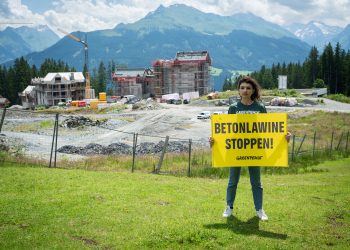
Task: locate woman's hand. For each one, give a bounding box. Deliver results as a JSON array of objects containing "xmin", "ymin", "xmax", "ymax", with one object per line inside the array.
[
  {"xmin": 285, "ymin": 132, "xmax": 292, "ymax": 143},
  {"xmin": 209, "ymin": 137, "xmax": 214, "ymax": 147}
]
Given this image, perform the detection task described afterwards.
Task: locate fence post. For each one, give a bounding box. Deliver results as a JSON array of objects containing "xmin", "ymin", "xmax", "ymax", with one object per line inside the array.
[
  {"xmin": 155, "ymin": 136, "xmax": 169, "ymax": 174},
  {"xmin": 132, "ymin": 133, "xmax": 138, "ymax": 173},
  {"xmin": 188, "ymin": 139, "xmax": 192, "ymax": 177},
  {"xmin": 0, "ymin": 108, "xmax": 7, "ymax": 133},
  {"xmin": 330, "ymin": 131, "xmax": 334, "ymax": 155},
  {"xmin": 336, "ymin": 132, "xmax": 343, "ymax": 151},
  {"xmin": 313, "ymin": 131, "xmax": 316, "ymax": 157},
  {"xmin": 296, "ymin": 134, "xmax": 306, "ymax": 156},
  {"xmin": 346, "ymin": 131, "xmax": 349, "ymax": 152},
  {"xmin": 291, "ymin": 134, "xmax": 295, "ymax": 161},
  {"xmin": 54, "ymin": 113, "xmax": 59, "ymax": 168},
  {"xmin": 49, "ymin": 113, "xmax": 58, "ymax": 168}
]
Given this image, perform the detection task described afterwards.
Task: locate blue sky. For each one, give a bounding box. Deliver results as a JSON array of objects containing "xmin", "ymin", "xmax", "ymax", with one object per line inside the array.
[
  {"xmin": 1, "ymin": 0, "xmax": 350, "ymax": 34},
  {"xmin": 21, "ymin": 0, "xmax": 55, "ymax": 14}
]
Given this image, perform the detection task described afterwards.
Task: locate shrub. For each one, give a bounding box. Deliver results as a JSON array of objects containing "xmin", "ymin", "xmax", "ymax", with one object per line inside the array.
[{"xmin": 326, "ymin": 94, "xmax": 350, "ymax": 104}]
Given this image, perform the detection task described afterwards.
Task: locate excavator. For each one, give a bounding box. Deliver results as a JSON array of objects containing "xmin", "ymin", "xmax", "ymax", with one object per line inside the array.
[{"xmin": 58, "ymin": 28, "xmax": 92, "ymax": 99}]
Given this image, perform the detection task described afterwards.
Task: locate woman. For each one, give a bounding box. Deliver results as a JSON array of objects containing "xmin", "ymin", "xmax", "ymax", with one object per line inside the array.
[{"xmin": 210, "ymin": 76, "xmax": 291, "ymax": 221}]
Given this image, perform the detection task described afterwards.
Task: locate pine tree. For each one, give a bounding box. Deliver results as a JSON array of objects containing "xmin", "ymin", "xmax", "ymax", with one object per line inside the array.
[
  {"xmin": 344, "ymin": 51, "xmax": 350, "ymax": 96},
  {"xmin": 97, "ymin": 61, "xmax": 106, "ymax": 94},
  {"xmin": 222, "ymin": 77, "xmax": 230, "ymax": 91},
  {"xmin": 91, "ymin": 67, "xmax": 98, "ymax": 93},
  {"xmin": 1, "ymin": 66, "xmax": 9, "ymax": 101},
  {"xmin": 12, "ymin": 57, "xmax": 32, "ymax": 104},
  {"xmin": 6, "ymin": 67, "xmax": 16, "ymax": 104},
  {"xmin": 305, "ymin": 46, "xmax": 319, "ymax": 85},
  {"xmin": 0, "ymin": 66, "xmax": 4, "ymax": 97},
  {"xmin": 321, "ymin": 43, "xmax": 335, "ymax": 93},
  {"xmin": 333, "ymin": 43, "xmax": 347, "ymax": 94},
  {"xmin": 31, "ymin": 64, "xmax": 38, "ymax": 77},
  {"xmin": 271, "ymin": 63, "xmax": 278, "ymax": 88},
  {"xmin": 107, "ymin": 60, "xmax": 116, "ymax": 95}
]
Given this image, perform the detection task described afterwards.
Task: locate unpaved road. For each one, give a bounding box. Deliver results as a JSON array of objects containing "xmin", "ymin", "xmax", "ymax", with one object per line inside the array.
[{"xmin": 1, "ymin": 98, "xmax": 350, "ymax": 161}]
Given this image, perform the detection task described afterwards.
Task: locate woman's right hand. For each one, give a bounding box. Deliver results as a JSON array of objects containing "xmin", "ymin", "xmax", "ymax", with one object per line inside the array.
[{"xmin": 209, "ymin": 137, "xmax": 214, "ymax": 147}]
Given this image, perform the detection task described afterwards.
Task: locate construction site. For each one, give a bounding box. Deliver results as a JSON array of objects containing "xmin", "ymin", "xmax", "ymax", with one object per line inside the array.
[
  {"xmin": 25, "ymin": 72, "xmax": 85, "ymax": 107},
  {"xmin": 18, "ymin": 29, "xmax": 100, "ymax": 109},
  {"xmin": 112, "ymin": 51, "xmax": 211, "ymax": 99},
  {"xmin": 19, "ymin": 50, "xmax": 212, "ymax": 108},
  {"xmin": 11, "ymin": 23, "xmax": 214, "ymax": 109}
]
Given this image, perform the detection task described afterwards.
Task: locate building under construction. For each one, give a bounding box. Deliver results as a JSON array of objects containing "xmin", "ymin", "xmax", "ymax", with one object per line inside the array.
[
  {"xmin": 112, "ymin": 51, "xmax": 211, "ymax": 97},
  {"xmin": 111, "ymin": 68, "xmax": 154, "ymax": 98},
  {"xmin": 152, "ymin": 51, "xmax": 211, "ymax": 96},
  {"xmin": 27, "ymin": 72, "xmax": 85, "ymax": 106}
]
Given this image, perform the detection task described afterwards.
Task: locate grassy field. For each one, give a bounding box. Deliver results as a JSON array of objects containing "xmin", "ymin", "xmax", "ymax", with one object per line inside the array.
[{"xmin": 1, "ymin": 158, "xmax": 349, "ymax": 249}]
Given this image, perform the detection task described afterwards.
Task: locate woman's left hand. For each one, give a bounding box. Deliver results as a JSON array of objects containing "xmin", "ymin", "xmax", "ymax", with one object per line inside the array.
[{"xmin": 285, "ymin": 132, "xmax": 292, "ymax": 143}]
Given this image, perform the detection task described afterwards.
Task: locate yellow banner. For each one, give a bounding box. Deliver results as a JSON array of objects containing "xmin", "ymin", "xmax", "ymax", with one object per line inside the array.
[{"xmin": 211, "ymin": 113, "xmax": 288, "ymax": 167}]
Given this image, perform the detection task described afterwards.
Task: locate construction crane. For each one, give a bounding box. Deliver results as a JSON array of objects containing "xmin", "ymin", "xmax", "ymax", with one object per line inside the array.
[{"xmin": 58, "ymin": 28, "xmax": 91, "ymax": 99}]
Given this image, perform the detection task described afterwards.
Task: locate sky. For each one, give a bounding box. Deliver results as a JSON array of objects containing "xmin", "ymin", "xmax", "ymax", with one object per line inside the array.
[{"xmin": 1, "ymin": 0, "xmax": 350, "ymax": 35}]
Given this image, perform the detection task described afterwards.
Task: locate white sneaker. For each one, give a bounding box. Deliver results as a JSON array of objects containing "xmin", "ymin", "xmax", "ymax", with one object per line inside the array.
[
  {"xmin": 256, "ymin": 209, "xmax": 268, "ymax": 221},
  {"xmin": 222, "ymin": 206, "xmax": 233, "ymax": 217}
]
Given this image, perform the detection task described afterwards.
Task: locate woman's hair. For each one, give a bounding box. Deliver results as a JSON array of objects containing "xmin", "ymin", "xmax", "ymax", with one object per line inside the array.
[{"xmin": 237, "ymin": 76, "xmax": 262, "ymax": 101}]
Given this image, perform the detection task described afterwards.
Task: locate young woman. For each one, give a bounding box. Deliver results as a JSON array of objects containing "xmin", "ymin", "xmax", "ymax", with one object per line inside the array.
[{"xmin": 210, "ymin": 76, "xmax": 291, "ymax": 221}]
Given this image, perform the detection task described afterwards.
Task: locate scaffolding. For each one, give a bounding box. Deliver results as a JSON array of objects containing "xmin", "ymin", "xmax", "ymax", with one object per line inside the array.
[
  {"xmin": 152, "ymin": 51, "xmax": 211, "ymax": 96},
  {"xmin": 111, "ymin": 51, "xmax": 211, "ymax": 98}
]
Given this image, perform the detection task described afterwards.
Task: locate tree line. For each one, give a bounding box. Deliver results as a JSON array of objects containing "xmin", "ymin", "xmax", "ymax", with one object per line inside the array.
[
  {"xmin": 223, "ymin": 43, "xmax": 350, "ymax": 97},
  {"xmin": 0, "ymin": 57, "xmax": 113, "ymax": 105}
]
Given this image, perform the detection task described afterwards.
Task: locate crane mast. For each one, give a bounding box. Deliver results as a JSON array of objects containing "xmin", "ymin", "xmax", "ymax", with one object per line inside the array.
[{"xmin": 58, "ymin": 28, "xmax": 92, "ymax": 99}]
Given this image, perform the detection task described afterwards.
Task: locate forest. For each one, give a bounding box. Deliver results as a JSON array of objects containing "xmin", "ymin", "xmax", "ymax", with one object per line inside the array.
[
  {"xmin": 223, "ymin": 43, "xmax": 350, "ymax": 97},
  {"xmin": 1, "ymin": 42, "xmax": 350, "ymax": 105}
]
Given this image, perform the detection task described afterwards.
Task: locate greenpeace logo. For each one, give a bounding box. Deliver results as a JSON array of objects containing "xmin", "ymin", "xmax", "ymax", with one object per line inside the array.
[{"xmin": 236, "ymin": 156, "xmax": 263, "ymax": 160}]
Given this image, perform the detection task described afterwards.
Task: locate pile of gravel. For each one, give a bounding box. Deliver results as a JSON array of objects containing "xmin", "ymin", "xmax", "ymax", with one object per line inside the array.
[
  {"xmin": 0, "ymin": 134, "xmax": 24, "ymax": 154},
  {"xmin": 57, "ymin": 140, "xmax": 189, "ymax": 156},
  {"xmin": 60, "ymin": 116, "xmax": 106, "ymax": 128},
  {"xmin": 0, "ymin": 135, "xmax": 10, "ymax": 151},
  {"xmin": 132, "ymin": 100, "xmax": 164, "ymax": 110}
]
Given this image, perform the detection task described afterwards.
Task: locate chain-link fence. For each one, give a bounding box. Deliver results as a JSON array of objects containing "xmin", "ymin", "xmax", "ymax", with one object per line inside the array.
[{"xmin": 0, "ymin": 107, "xmax": 349, "ymax": 176}]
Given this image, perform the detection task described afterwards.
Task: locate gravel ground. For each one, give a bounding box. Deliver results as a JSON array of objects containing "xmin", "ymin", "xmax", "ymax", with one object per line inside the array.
[{"xmin": 1, "ymin": 97, "xmax": 349, "ymax": 161}]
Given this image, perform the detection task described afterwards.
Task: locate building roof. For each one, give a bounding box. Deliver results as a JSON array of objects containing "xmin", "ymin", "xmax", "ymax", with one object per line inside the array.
[
  {"xmin": 175, "ymin": 51, "xmax": 210, "ymax": 63},
  {"xmin": 0, "ymin": 98, "xmax": 10, "ymax": 104},
  {"xmin": 22, "ymin": 85, "xmax": 36, "ymax": 94},
  {"xmin": 114, "ymin": 68, "xmax": 146, "ymax": 77},
  {"xmin": 43, "ymin": 72, "xmax": 85, "ymax": 82}
]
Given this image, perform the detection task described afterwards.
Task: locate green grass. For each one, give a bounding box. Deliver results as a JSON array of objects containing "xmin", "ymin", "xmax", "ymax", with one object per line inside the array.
[
  {"xmin": 1, "ymin": 158, "xmax": 349, "ymax": 249},
  {"xmin": 288, "ymin": 110, "xmax": 350, "ymax": 136},
  {"xmin": 326, "ymin": 94, "xmax": 350, "ymax": 104},
  {"xmin": 10, "ymin": 119, "xmax": 55, "ymax": 132},
  {"xmin": 210, "ymin": 66, "xmax": 223, "ymax": 76},
  {"xmin": 263, "ymin": 89, "xmax": 303, "ymax": 98}
]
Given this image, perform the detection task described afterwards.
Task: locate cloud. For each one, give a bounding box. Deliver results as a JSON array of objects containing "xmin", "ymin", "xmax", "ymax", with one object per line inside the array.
[
  {"xmin": 0, "ymin": 0, "xmax": 12, "ymax": 18},
  {"xmin": 43, "ymin": 0, "xmax": 153, "ymax": 34},
  {"xmin": 269, "ymin": 0, "xmax": 315, "ymax": 11},
  {"xmin": 1, "ymin": 0, "xmax": 350, "ymax": 34},
  {"xmin": 0, "ymin": 0, "xmax": 45, "ymax": 28}
]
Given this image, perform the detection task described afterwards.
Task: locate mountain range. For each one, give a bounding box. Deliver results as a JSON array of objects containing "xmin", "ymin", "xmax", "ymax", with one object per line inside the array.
[
  {"xmin": 285, "ymin": 21, "xmax": 344, "ymax": 50},
  {"xmin": 0, "ymin": 25, "xmax": 59, "ymax": 64},
  {"xmin": 1, "ymin": 4, "xmax": 349, "ymax": 89}
]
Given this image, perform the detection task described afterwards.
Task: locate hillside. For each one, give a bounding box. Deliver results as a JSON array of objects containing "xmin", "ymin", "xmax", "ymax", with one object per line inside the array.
[
  {"xmin": 332, "ymin": 24, "xmax": 350, "ymax": 50},
  {"xmin": 16, "ymin": 4, "xmax": 311, "ymax": 90},
  {"xmin": 0, "ymin": 25, "xmax": 59, "ymax": 64}
]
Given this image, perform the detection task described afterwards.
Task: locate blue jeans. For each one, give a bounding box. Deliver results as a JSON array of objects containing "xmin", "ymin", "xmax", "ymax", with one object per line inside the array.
[{"xmin": 226, "ymin": 167, "xmax": 263, "ymax": 211}]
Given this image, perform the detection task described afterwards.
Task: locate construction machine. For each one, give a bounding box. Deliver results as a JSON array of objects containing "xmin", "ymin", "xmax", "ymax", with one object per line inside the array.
[{"xmin": 58, "ymin": 28, "xmax": 92, "ymax": 99}]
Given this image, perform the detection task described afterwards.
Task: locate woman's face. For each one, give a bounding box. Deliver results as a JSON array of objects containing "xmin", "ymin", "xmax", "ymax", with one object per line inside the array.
[{"xmin": 239, "ymin": 82, "xmax": 254, "ymax": 99}]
